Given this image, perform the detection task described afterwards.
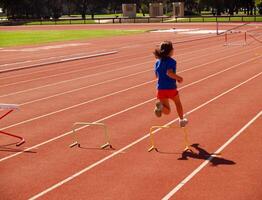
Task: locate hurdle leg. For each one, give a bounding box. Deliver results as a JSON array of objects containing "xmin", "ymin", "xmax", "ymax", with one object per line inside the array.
[
  {"xmin": 0, "ymin": 110, "xmax": 14, "ymax": 120},
  {"xmin": 69, "ymin": 124, "xmax": 80, "ymax": 148},
  {"xmin": 69, "ymin": 141, "xmax": 80, "ymax": 148},
  {"xmin": 100, "ymin": 125, "xmax": 112, "ymax": 149},
  {"xmin": 244, "ymin": 32, "xmax": 247, "ymax": 45},
  {"xmin": 148, "ymin": 126, "xmax": 170, "ymax": 152},
  {"xmin": 148, "ymin": 128, "xmax": 157, "ymax": 152},
  {"xmin": 225, "ymin": 32, "xmax": 228, "ymax": 46},
  {"xmin": 182, "ymin": 128, "xmax": 192, "ymax": 152},
  {"xmin": 148, "ymin": 125, "xmax": 192, "ymax": 152},
  {"xmin": 0, "ymin": 130, "xmax": 25, "ymax": 146},
  {"xmin": 0, "ymin": 108, "xmax": 25, "ymax": 146},
  {"xmin": 69, "ymin": 122, "xmax": 112, "ymax": 149}
]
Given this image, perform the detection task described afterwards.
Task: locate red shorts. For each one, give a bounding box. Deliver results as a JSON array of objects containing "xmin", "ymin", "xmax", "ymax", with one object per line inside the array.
[{"xmin": 157, "ymin": 89, "xmax": 178, "ymax": 99}]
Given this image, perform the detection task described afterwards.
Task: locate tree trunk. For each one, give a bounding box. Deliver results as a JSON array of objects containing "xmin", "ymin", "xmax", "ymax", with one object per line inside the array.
[
  {"xmin": 81, "ymin": 13, "xmax": 86, "ymax": 19},
  {"xmin": 229, "ymin": 8, "xmax": 234, "ymax": 15}
]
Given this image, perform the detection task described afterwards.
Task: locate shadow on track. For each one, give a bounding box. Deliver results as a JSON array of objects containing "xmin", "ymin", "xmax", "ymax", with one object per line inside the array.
[{"xmin": 178, "ymin": 143, "xmax": 236, "ymax": 166}]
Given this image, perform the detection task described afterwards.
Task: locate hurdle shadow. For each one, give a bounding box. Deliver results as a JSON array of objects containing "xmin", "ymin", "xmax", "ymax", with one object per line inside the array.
[
  {"xmin": 178, "ymin": 143, "xmax": 236, "ymax": 166},
  {"xmin": 78, "ymin": 145, "xmax": 116, "ymax": 151},
  {"xmin": 154, "ymin": 150, "xmax": 181, "ymax": 155},
  {"xmin": 0, "ymin": 143, "xmax": 36, "ymax": 153}
]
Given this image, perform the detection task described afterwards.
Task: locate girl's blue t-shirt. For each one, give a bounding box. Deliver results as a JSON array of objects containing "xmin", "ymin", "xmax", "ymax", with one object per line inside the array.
[{"xmin": 154, "ymin": 57, "xmax": 177, "ymax": 90}]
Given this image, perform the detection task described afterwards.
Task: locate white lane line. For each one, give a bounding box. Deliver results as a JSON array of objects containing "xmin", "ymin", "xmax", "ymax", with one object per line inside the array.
[
  {"xmin": 0, "ymin": 34, "xmax": 242, "ymax": 80},
  {"xmin": 1, "ymin": 45, "xmax": 261, "ymax": 98},
  {"xmin": 0, "ymin": 62, "xmax": 261, "ymax": 162},
  {"xmin": 59, "ymin": 51, "xmax": 117, "ymax": 62},
  {"xmin": 0, "ymin": 50, "xmax": 105, "ymax": 68},
  {"xmin": 20, "ymin": 69, "xmax": 153, "ymax": 106},
  {"xmin": 28, "ymin": 72, "xmax": 262, "ymax": 200},
  {"xmin": 162, "ymin": 110, "xmax": 262, "ymax": 200},
  {"xmin": 0, "ymin": 60, "xmax": 31, "ymax": 68},
  {"xmin": 12, "ymin": 47, "xmax": 261, "ymax": 106},
  {"xmin": 0, "ymin": 52, "xmax": 150, "ymax": 83},
  {"xmin": 0, "ymin": 51, "xmax": 118, "ymax": 74},
  {"xmin": 18, "ymin": 53, "xmax": 262, "ymax": 108},
  {"xmin": 0, "ymin": 41, "xmax": 237, "ymax": 82},
  {"xmin": 0, "ymin": 41, "xmax": 229, "ymax": 88},
  {"xmin": 0, "ymin": 60, "xmax": 151, "ymax": 96},
  {"xmin": 2, "ymin": 55, "xmax": 261, "ymax": 131},
  {"xmin": 1, "ymin": 43, "xmax": 90, "ymax": 52},
  {"xmin": 0, "ymin": 52, "xmax": 153, "ymax": 89}
]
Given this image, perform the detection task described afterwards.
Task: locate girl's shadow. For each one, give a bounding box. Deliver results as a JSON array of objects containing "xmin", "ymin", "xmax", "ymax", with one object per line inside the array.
[{"xmin": 178, "ymin": 143, "xmax": 236, "ymax": 166}]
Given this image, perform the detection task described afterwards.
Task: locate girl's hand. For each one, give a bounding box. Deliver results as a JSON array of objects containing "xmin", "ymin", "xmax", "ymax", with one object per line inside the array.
[
  {"xmin": 177, "ymin": 76, "xmax": 183, "ymax": 83},
  {"xmin": 166, "ymin": 70, "xmax": 183, "ymax": 83}
]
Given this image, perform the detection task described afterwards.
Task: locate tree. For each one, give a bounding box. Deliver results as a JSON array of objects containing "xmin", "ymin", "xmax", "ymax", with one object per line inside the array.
[
  {"xmin": 0, "ymin": 0, "xmax": 63, "ymax": 19},
  {"xmin": 1, "ymin": 0, "xmax": 29, "ymax": 18},
  {"xmin": 138, "ymin": 0, "xmax": 150, "ymax": 16},
  {"xmin": 211, "ymin": 0, "xmax": 225, "ymax": 15},
  {"xmin": 237, "ymin": 0, "xmax": 256, "ymax": 15},
  {"xmin": 258, "ymin": 2, "xmax": 262, "ymax": 15},
  {"xmin": 224, "ymin": 0, "xmax": 235, "ymax": 15},
  {"xmin": 47, "ymin": 0, "xmax": 63, "ymax": 19},
  {"xmin": 75, "ymin": 0, "xmax": 108, "ymax": 19},
  {"xmin": 184, "ymin": 0, "xmax": 198, "ymax": 13}
]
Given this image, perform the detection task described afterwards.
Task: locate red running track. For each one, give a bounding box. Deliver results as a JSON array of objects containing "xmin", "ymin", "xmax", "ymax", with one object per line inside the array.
[{"xmin": 0, "ymin": 23, "xmax": 261, "ymax": 200}]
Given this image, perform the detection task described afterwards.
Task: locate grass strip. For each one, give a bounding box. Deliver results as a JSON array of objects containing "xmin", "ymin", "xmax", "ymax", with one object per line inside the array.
[{"xmin": 0, "ymin": 29, "xmax": 144, "ymax": 47}]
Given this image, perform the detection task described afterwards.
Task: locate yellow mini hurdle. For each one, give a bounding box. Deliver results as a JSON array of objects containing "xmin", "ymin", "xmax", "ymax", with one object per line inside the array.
[
  {"xmin": 148, "ymin": 125, "xmax": 191, "ymax": 152},
  {"xmin": 69, "ymin": 122, "xmax": 112, "ymax": 149}
]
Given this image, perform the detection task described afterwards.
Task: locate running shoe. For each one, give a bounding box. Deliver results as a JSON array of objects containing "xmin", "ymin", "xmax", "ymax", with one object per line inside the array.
[{"xmin": 154, "ymin": 102, "xmax": 163, "ymax": 117}]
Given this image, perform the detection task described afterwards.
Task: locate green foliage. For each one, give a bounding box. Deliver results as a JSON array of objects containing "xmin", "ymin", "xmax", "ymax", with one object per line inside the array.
[
  {"xmin": 0, "ymin": 0, "xmax": 261, "ymax": 20},
  {"xmin": 258, "ymin": 2, "xmax": 262, "ymax": 14}
]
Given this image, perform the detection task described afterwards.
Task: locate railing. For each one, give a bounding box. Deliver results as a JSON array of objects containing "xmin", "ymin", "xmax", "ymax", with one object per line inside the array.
[
  {"xmin": 171, "ymin": 15, "xmax": 262, "ymax": 23},
  {"xmin": 0, "ymin": 15, "xmax": 261, "ymax": 25},
  {"xmin": 0, "ymin": 16, "xmax": 169, "ymax": 25}
]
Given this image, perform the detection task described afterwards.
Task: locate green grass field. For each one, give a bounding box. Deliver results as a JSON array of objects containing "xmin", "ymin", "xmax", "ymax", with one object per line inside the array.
[
  {"xmin": 33, "ymin": 15, "xmax": 261, "ymax": 25},
  {"xmin": 67, "ymin": 13, "xmax": 149, "ymax": 18},
  {"xmin": 26, "ymin": 19, "xmax": 96, "ymax": 25},
  {"xmin": 26, "ymin": 13, "xmax": 150, "ymax": 25},
  {"xmin": 0, "ymin": 29, "xmax": 144, "ymax": 47},
  {"xmin": 166, "ymin": 16, "xmax": 262, "ymax": 23}
]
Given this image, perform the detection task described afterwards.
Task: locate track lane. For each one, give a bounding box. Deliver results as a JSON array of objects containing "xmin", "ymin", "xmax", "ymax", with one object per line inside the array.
[
  {"xmin": 2, "ymin": 46, "xmax": 258, "ymax": 132},
  {"xmin": 0, "ymin": 58, "xmax": 261, "ymax": 199},
  {"xmin": 0, "ymin": 25, "xmax": 260, "ymax": 199},
  {"xmin": 28, "ymin": 67, "xmax": 262, "ymax": 200},
  {"xmin": 164, "ymin": 113, "xmax": 262, "ymax": 200}
]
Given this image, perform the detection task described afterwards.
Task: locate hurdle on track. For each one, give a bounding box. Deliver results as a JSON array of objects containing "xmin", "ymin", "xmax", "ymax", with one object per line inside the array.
[
  {"xmin": 69, "ymin": 122, "xmax": 112, "ymax": 149},
  {"xmin": 224, "ymin": 31, "xmax": 247, "ymax": 46},
  {"xmin": 148, "ymin": 125, "xmax": 191, "ymax": 152},
  {"xmin": 0, "ymin": 103, "xmax": 25, "ymax": 146}
]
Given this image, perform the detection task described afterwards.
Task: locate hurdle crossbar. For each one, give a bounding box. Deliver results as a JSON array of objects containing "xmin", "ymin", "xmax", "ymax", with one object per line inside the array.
[
  {"xmin": 224, "ymin": 32, "xmax": 247, "ymax": 46},
  {"xmin": 0, "ymin": 103, "xmax": 25, "ymax": 146},
  {"xmin": 69, "ymin": 122, "xmax": 112, "ymax": 149},
  {"xmin": 148, "ymin": 125, "xmax": 191, "ymax": 152}
]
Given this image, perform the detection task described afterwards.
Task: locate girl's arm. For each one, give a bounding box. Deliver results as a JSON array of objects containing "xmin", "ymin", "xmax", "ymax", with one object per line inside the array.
[{"xmin": 167, "ymin": 69, "xmax": 183, "ymax": 83}]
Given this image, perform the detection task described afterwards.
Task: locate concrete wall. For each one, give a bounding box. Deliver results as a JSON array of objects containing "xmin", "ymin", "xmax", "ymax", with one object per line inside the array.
[
  {"xmin": 149, "ymin": 3, "xmax": 163, "ymax": 17},
  {"xmin": 122, "ymin": 4, "xmax": 136, "ymax": 18},
  {"xmin": 173, "ymin": 2, "xmax": 184, "ymax": 17}
]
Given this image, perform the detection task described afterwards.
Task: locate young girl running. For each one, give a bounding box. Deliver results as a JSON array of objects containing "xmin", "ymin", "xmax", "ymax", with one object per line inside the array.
[{"xmin": 153, "ymin": 41, "xmax": 188, "ymax": 127}]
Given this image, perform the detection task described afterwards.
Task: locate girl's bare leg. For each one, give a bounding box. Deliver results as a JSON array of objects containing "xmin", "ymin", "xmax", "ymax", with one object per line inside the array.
[
  {"xmin": 171, "ymin": 94, "xmax": 184, "ymax": 119},
  {"xmin": 159, "ymin": 98, "xmax": 171, "ymax": 115}
]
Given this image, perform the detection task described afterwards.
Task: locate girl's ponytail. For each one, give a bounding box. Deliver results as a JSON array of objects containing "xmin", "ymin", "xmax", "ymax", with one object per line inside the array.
[{"xmin": 153, "ymin": 41, "xmax": 174, "ymax": 59}]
